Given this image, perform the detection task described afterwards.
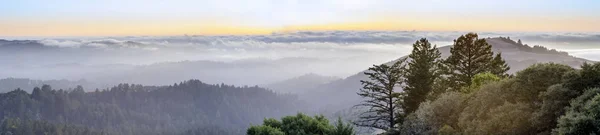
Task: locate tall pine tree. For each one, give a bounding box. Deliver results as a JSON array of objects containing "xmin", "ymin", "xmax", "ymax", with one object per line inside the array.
[
  {"xmin": 444, "ymin": 33, "xmax": 509, "ymax": 91},
  {"xmin": 355, "ymin": 58, "xmax": 407, "ymax": 131},
  {"xmin": 490, "ymin": 53, "xmax": 510, "ymax": 77},
  {"xmin": 403, "ymin": 38, "xmax": 442, "ymax": 114}
]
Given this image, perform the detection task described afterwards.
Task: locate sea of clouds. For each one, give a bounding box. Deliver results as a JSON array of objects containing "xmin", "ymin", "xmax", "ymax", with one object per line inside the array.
[
  {"xmin": 29, "ymin": 31, "xmax": 600, "ymax": 61},
  {"xmin": 1, "ymin": 31, "xmax": 599, "ymax": 84}
]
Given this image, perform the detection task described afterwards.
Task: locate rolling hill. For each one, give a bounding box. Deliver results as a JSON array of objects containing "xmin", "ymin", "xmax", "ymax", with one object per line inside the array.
[
  {"xmin": 264, "ymin": 73, "xmax": 340, "ymax": 94},
  {"xmin": 302, "ymin": 37, "xmax": 593, "ymax": 110}
]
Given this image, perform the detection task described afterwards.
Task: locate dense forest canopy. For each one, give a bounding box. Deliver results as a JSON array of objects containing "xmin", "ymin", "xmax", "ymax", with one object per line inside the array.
[{"xmin": 0, "ymin": 80, "xmax": 304, "ymax": 135}]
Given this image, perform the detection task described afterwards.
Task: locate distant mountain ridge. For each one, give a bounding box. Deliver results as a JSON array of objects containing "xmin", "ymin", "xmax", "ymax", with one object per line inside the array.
[
  {"xmin": 303, "ymin": 37, "xmax": 593, "ymax": 110},
  {"xmin": 0, "ymin": 78, "xmax": 96, "ymax": 93},
  {"xmin": 265, "ymin": 73, "xmax": 340, "ymax": 94},
  {"xmin": 0, "ymin": 57, "xmax": 356, "ymax": 93}
]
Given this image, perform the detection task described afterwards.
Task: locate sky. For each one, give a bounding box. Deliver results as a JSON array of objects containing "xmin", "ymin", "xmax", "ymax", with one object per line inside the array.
[{"xmin": 1, "ymin": 0, "xmax": 599, "ymax": 36}]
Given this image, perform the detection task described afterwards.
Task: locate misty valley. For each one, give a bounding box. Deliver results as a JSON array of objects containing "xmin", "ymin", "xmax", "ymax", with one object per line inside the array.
[{"xmin": 1, "ymin": 31, "xmax": 600, "ymax": 135}]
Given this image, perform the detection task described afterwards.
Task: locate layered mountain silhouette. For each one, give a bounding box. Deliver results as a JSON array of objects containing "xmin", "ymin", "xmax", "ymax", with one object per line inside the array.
[
  {"xmin": 302, "ymin": 37, "xmax": 593, "ymax": 110},
  {"xmin": 0, "ymin": 78, "xmax": 95, "ymax": 93},
  {"xmin": 265, "ymin": 73, "xmax": 340, "ymax": 94}
]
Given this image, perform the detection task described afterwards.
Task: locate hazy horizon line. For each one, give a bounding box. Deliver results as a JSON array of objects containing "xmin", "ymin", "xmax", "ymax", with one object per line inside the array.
[{"xmin": 2, "ymin": 30, "xmax": 599, "ymax": 39}]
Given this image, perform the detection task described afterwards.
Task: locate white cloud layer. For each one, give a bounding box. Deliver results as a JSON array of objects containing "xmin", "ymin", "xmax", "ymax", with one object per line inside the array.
[
  {"xmin": 0, "ymin": 31, "xmax": 599, "ymax": 86},
  {"xmin": 2, "ymin": 31, "xmax": 598, "ymax": 67},
  {"xmin": 31, "ymin": 31, "xmax": 600, "ymax": 48}
]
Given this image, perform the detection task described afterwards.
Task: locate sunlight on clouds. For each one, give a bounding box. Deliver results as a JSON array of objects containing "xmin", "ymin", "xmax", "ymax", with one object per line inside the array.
[
  {"xmin": 280, "ymin": 16, "xmax": 600, "ymax": 33},
  {"xmin": 0, "ymin": 19, "xmax": 277, "ymax": 36},
  {"xmin": 0, "ymin": 16, "xmax": 599, "ymax": 36}
]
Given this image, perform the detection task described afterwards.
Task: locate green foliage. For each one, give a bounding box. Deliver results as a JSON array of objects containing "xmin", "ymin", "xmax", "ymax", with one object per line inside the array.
[
  {"xmin": 423, "ymin": 92, "xmax": 466, "ymax": 130},
  {"xmin": 554, "ymin": 88, "xmax": 600, "ymax": 135},
  {"xmin": 247, "ymin": 113, "xmax": 355, "ymax": 135},
  {"xmin": 511, "ymin": 63, "xmax": 574, "ymax": 103},
  {"xmin": 451, "ymin": 63, "xmax": 584, "ymax": 134},
  {"xmin": 532, "ymin": 85, "xmax": 580, "ymax": 134},
  {"xmin": 563, "ymin": 62, "xmax": 600, "ymax": 92},
  {"xmin": 332, "ymin": 117, "xmax": 355, "ymax": 135},
  {"xmin": 400, "ymin": 92, "xmax": 465, "ymax": 134},
  {"xmin": 263, "ymin": 118, "xmax": 283, "ymax": 128},
  {"xmin": 404, "ymin": 38, "xmax": 443, "ymax": 114},
  {"xmin": 461, "ymin": 72, "xmax": 500, "ymax": 93},
  {"xmin": 471, "ymin": 72, "xmax": 501, "ymax": 88},
  {"xmin": 455, "ymin": 63, "xmax": 573, "ymax": 134},
  {"xmin": 540, "ymin": 63, "xmax": 600, "ymax": 134},
  {"xmin": 429, "ymin": 76, "xmax": 453, "ymax": 100},
  {"xmin": 458, "ymin": 81, "xmax": 513, "ymax": 133},
  {"xmin": 456, "ymin": 78, "xmax": 540, "ymax": 134},
  {"xmin": 247, "ymin": 125, "xmax": 285, "ymax": 135},
  {"xmin": 356, "ymin": 59, "xmax": 407, "ymax": 130},
  {"xmin": 489, "ymin": 53, "xmax": 510, "ymax": 77},
  {"xmin": 444, "ymin": 33, "xmax": 509, "ymax": 91},
  {"xmin": 281, "ymin": 114, "xmax": 333, "ymax": 135},
  {"xmin": 564, "ymin": 88, "xmax": 600, "ymax": 116},
  {"xmin": 480, "ymin": 102, "xmax": 534, "ymax": 134}
]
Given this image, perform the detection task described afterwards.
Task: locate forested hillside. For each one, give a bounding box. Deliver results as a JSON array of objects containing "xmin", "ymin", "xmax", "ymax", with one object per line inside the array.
[
  {"xmin": 303, "ymin": 37, "xmax": 592, "ymax": 110},
  {"xmin": 0, "ymin": 80, "xmax": 305, "ymax": 134},
  {"xmin": 344, "ymin": 33, "xmax": 600, "ymax": 134}
]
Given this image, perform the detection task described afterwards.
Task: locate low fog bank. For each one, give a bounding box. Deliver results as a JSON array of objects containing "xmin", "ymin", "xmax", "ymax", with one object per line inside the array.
[{"xmin": 1, "ymin": 31, "xmax": 599, "ymax": 92}]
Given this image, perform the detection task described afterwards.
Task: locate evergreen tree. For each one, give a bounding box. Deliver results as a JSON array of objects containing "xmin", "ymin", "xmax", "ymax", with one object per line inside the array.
[
  {"xmin": 333, "ymin": 117, "xmax": 355, "ymax": 135},
  {"xmin": 489, "ymin": 53, "xmax": 510, "ymax": 77},
  {"xmin": 444, "ymin": 33, "xmax": 509, "ymax": 91},
  {"xmin": 355, "ymin": 58, "xmax": 406, "ymax": 131},
  {"xmin": 429, "ymin": 61, "xmax": 453, "ymax": 100},
  {"xmin": 403, "ymin": 38, "xmax": 442, "ymax": 114}
]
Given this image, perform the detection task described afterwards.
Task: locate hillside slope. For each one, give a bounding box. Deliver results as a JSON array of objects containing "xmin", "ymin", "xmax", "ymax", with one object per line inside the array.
[
  {"xmin": 0, "ymin": 80, "xmax": 305, "ymax": 134},
  {"xmin": 303, "ymin": 37, "xmax": 592, "ymax": 110},
  {"xmin": 264, "ymin": 73, "xmax": 340, "ymax": 94}
]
